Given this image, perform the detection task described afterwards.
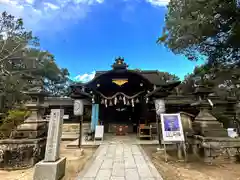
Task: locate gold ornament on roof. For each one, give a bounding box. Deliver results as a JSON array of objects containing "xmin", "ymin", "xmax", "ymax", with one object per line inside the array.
[
  {"xmin": 117, "ymin": 59, "xmax": 122, "ymax": 64},
  {"xmin": 112, "ymin": 79, "xmax": 128, "ymax": 86}
]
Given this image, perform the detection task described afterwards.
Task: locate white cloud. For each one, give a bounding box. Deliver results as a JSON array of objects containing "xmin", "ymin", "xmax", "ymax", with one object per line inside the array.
[
  {"xmin": 0, "ymin": 0, "xmax": 104, "ymax": 32},
  {"xmin": 43, "ymin": 2, "xmax": 60, "ymax": 10},
  {"xmin": 146, "ymin": 0, "xmax": 169, "ymax": 6},
  {"xmin": 0, "ymin": 0, "xmax": 169, "ymax": 33},
  {"xmin": 25, "ymin": 0, "xmax": 34, "ymax": 4},
  {"xmin": 73, "ymin": 71, "xmax": 95, "ymax": 82}
]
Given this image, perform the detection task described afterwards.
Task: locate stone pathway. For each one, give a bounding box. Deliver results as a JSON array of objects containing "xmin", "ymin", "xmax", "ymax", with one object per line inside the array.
[{"xmin": 77, "ymin": 142, "xmax": 163, "ymax": 180}]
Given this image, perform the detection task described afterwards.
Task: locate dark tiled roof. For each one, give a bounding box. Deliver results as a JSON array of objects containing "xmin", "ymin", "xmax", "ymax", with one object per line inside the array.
[{"xmin": 95, "ymin": 70, "xmax": 166, "ymax": 85}]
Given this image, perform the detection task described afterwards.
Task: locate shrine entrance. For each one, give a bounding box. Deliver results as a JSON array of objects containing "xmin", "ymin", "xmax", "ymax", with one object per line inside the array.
[{"xmin": 100, "ymin": 103, "xmax": 143, "ymax": 134}]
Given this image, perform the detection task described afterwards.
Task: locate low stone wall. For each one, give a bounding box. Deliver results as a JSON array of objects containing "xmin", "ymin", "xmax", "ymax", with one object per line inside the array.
[
  {"xmin": 62, "ymin": 123, "xmax": 79, "ymax": 133},
  {"xmin": 188, "ymin": 135, "xmax": 240, "ymax": 163},
  {"xmin": 0, "ymin": 138, "xmax": 46, "ymax": 170},
  {"xmin": 62, "ymin": 123, "xmax": 91, "ymax": 134}
]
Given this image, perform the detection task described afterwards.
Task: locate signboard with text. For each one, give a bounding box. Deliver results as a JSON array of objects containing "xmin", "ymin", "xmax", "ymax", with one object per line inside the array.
[
  {"xmin": 95, "ymin": 125, "xmax": 104, "ymax": 140},
  {"xmin": 160, "ymin": 113, "xmax": 185, "ymax": 142}
]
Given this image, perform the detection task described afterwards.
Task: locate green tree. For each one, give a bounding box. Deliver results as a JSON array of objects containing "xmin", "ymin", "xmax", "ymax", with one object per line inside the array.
[
  {"xmin": 27, "ymin": 49, "xmax": 71, "ymax": 96},
  {"xmin": 158, "ymin": 0, "xmax": 240, "ymax": 66},
  {"xmin": 0, "ymin": 11, "xmax": 71, "ymax": 112},
  {"xmin": 157, "ymin": 71, "xmax": 180, "ymax": 82}
]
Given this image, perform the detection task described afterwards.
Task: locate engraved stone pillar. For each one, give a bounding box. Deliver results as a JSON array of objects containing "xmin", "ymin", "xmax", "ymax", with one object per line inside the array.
[
  {"xmin": 44, "ymin": 109, "xmax": 64, "ymax": 162},
  {"xmin": 33, "ymin": 109, "xmax": 66, "ymax": 180}
]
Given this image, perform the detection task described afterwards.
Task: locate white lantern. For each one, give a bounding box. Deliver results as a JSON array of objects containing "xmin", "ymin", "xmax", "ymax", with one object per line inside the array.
[
  {"xmin": 154, "ymin": 99, "xmax": 165, "ymax": 116},
  {"xmin": 74, "ymin": 99, "xmax": 84, "ymax": 116}
]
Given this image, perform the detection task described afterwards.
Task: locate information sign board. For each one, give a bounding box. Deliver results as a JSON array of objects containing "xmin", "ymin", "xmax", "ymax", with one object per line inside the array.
[
  {"xmin": 160, "ymin": 113, "xmax": 185, "ymax": 142},
  {"xmin": 94, "ymin": 125, "xmax": 104, "ymax": 140}
]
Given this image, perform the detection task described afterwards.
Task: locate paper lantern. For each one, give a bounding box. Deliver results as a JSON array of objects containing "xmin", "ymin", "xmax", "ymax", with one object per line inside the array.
[
  {"xmin": 73, "ymin": 99, "xmax": 84, "ymax": 116},
  {"xmin": 154, "ymin": 99, "xmax": 165, "ymax": 116}
]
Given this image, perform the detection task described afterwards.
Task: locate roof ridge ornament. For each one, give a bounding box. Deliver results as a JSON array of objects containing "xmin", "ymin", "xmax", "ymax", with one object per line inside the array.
[{"xmin": 111, "ymin": 57, "xmax": 128, "ymax": 70}]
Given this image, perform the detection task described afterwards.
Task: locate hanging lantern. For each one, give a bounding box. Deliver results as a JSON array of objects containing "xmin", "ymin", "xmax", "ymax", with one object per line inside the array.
[
  {"xmin": 73, "ymin": 100, "xmax": 84, "ymax": 116},
  {"xmin": 114, "ymin": 97, "xmax": 117, "ymax": 105},
  {"xmin": 119, "ymin": 96, "xmax": 122, "ymax": 100},
  {"xmin": 131, "ymin": 99, "xmax": 134, "ymax": 107},
  {"xmin": 127, "ymin": 100, "xmax": 130, "ymax": 106},
  {"xmin": 123, "ymin": 96, "xmax": 126, "ymax": 105},
  {"xmin": 135, "ymin": 98, "xmax": 139, "ymax": 103},
  {"xmin": 154, "ymin": 99, "xmax": 165, "ymax": 116},
  {"xmin": 101, "ymin": 99, "xmax": 104, "ymax": 104},
  {"xmin": 109, "ymin": 100, "xmax": 113, "ymax": 106},
  {"xmin": 92, "ymin": 95, "xmax": 95, "ymax": 103}
]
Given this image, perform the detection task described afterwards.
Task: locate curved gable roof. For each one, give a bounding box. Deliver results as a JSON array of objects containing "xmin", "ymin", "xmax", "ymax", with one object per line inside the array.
[{"xmin": 95, "ymin": 70, "xmax": 167, "ymax": 86}]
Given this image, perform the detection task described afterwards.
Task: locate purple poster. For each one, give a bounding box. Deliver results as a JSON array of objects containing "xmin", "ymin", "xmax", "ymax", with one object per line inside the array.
[
  {"xmin": 163, "ymin": 115, "xmax": 180, "ymax": 131},
  {"xmin": 161, "ymin": 113, "xmax": 184, "ymax": 141}
]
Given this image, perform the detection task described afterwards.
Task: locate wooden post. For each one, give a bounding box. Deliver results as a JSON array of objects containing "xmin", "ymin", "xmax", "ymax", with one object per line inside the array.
[
  {"xmin": 183, "ymin": 143, "xmax": 188, "ymax": 162},
  {"xmin": 163, "ymin": 141, "xmax": 168, "ymax": 162},
  {"xmin": 156, "ymin": 115, "xmax": 162, "ymax": 146},
  {"xmin": 177, "ymin": 143, "xmax": 182, "ymax": 160},
  {"xmin": 78, "ymin": 116, "xmax": 83, "ymax": 148}
]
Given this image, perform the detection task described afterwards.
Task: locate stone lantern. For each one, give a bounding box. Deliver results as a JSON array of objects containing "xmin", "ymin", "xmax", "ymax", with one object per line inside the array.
[
  {"xmin": 191, "ymin": 85, "xmax": 228, "ymax": 137},
  {"xmin": 11, "ymin": 75, "xmax": 49, "ymax": 138},
  {"xmin": 0, "ymin": 73, "xmax": 49, "ymax": 169}
]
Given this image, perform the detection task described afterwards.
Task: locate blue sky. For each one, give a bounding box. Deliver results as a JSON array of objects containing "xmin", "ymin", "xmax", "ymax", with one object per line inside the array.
[{"xmin": 0, "ymin": 0, "xmax": 203, "ymax": 82}]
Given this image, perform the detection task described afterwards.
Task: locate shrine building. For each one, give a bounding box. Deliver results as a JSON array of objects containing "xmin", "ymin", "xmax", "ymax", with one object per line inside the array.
[{"xmin": 70, "ymin": 57, "xmax": 181, "ymax": 135}]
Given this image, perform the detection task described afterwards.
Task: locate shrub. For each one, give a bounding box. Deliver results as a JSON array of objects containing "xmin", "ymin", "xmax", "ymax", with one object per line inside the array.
[{"xmin": 0, "ymin": 109, "xmax": 30, "ymax": 139}]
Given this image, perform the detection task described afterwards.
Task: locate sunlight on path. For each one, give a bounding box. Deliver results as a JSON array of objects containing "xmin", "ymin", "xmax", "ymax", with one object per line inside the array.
[{"xmin": 77, "ymin": 138, "xmax": 163, "ymax": 180}]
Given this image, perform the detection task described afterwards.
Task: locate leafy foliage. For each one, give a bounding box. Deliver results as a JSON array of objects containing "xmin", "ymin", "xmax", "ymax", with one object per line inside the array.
[
  {"xmin": 157, "ymin": 71, "xmax": 180, "ymax": 82},
  {"xmin": 0, "ymin": 11, "xmax": 71, "ymax": 112},
  {"xmin": 158, "ymin": 0, "xmax": 240, "ymax": 65},
  {"xmin": 0, "ymin": 108, "xmax": 30, "ymax": 139}
]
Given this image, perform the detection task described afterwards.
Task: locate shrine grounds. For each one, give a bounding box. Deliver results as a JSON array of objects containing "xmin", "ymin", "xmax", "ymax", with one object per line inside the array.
[
  {"xmin": 0, "ymin": 141, "xmax": 96, "ymax": 180},
  {"xmin": 1, "ymin": 142, "xmax": 240, "ymax": 180},
  {"xmin": 142, "ymin": 145, "xmax": 240, "ymax": 180}
]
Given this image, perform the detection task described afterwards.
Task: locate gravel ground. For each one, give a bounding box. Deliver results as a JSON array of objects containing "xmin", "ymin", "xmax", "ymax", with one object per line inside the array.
[
  {"xmin": 0, "ymin": 141, "xmax": 97, "ymax": 180},
  {"xmin": 142, "ymin": 145, "xmax": 240, "ymax": 180}
]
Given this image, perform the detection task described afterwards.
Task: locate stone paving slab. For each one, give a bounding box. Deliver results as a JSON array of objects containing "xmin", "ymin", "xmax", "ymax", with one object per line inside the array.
[
  {"xmin": 95, "ymin": 169, "xmax": 112, "ymax": 180},
  {"xmin": 77, "ymin": 141, "xmax": 163, "ymax": 180}
]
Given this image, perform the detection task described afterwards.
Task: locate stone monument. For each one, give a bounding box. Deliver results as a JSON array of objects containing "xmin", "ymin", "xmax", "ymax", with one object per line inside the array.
[{"xmin": 33, "ymin": 109, "xmax": 66, "ymax": 180}]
